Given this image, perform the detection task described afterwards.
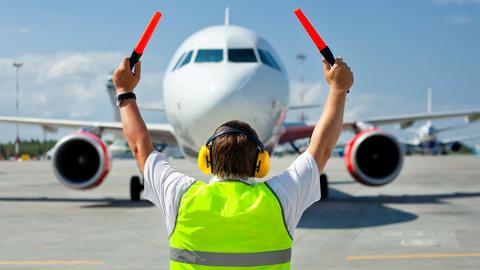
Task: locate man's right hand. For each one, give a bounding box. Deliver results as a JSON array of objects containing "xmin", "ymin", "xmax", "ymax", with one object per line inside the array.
[
  {"xmin": 322, "ymin": 57, "xmax": 353, "ymax": 94},
  {"xmin": 113, "ymin": 57, "xmax": 141, "ymax": 94}
]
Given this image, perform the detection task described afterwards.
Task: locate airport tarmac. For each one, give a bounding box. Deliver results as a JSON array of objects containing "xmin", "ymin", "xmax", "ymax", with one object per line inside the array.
[{"xmin": 0, "ymin": 155, "xmax": 479, "ymax": 269}]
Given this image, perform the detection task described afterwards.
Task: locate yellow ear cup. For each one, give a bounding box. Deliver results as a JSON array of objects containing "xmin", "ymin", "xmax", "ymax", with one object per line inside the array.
[
  {"xmin": 198, "ymin": 145, "xmax": 212, "ymax": 174},
  {"xmin": 254, "ymin": 150, "xmax": 270, "ymax": 178}
]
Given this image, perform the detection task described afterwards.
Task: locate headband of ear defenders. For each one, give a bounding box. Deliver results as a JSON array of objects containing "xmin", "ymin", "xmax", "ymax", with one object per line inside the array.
[{"xmin": 206, "ymin": 128, "xmax": 265, "ymax": 151}]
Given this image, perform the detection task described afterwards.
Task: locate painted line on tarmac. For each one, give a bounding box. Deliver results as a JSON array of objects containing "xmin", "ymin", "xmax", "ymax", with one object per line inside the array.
[
  {"xmin": 0, "ymin": 260, "xmax": 104, "ymax": 265},
  {"xmin": 347, "ymin": 252, "xmax": 480, "ymax": 261}
]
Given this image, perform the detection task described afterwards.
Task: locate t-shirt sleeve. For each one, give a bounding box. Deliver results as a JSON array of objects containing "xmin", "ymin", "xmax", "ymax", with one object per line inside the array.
[
  {"xmin": 143, "ymin": 151, "xmax": 195, "ymax": 235},
  {"xmin": 266, "ymin": 152, "xmax": 320, "ymax": 237}
]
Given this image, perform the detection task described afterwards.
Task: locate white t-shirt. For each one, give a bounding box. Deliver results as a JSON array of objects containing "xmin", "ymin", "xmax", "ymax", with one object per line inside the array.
[{"xmin": 143, "ymin": 151, "xmax": 321, "ymax": 237}]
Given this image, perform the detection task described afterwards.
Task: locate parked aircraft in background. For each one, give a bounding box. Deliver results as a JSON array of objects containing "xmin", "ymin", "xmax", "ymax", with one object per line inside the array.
[
  {"xmin": 401, "ymin": 89, "xmax": 480, "ymax": 155},
  {"xmin": 1, "ymin": 11, "xmax": 479, "ymax": 200}
]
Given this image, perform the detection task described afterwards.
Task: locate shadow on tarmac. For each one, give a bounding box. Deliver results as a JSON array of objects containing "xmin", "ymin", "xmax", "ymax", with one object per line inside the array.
[
  {"xmin": 298, "ymin": 187, "xmax": 480, "ymax": 229},
  {"xmin": 1, "ymin": 186, "xmax": 479, "ymax": 214},
  {"xmin": 0, "ymin": 197, "xmax": 154, "ymax": 208},
  {"xmin": 329, "ymin": 180, "xmax": 356, "ymax": 185}
]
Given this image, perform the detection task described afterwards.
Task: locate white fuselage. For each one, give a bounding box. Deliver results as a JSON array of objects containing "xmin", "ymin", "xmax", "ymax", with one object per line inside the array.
[
  {"xmin": 413, "ymin": 123, "xmax": 438, "ymax": 145},
  {"xmin": 163, "ymin": 25, "xmax": 289, "ymax": 158},
  {"xmin": 409, "ymin": 122, "xmax": 446, "ymax": 154}
]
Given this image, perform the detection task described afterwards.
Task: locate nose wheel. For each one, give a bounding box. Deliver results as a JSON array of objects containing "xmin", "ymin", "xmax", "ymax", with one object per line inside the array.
[
  {"xmin": 319, "ymin": 173, "xmax": 329, "ymax": 200},
  {"xmin": 130, "ymin": 175, "xmax": 144, "ymax": 201}
]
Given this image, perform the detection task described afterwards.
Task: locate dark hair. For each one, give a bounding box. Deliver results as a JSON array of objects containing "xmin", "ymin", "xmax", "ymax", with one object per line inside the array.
[{"xmin": 211, "ymin": 120, "xmax": 259, "ymax": 179}]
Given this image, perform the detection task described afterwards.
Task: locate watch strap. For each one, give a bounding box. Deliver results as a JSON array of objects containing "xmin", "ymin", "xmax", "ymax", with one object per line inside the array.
[{"xmin": 116, "ymin": 92, "xmax": 136, "ymax": 106}]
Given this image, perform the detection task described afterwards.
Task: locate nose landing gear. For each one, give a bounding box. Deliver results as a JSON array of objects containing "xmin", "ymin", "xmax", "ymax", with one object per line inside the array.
[
  {"xmin": 319, "ymin": 173, "xmax": 329, "ymax": 200},
  {"xmin": 130, "ymin": 175, "xmax": 144, "ymax": 201}
]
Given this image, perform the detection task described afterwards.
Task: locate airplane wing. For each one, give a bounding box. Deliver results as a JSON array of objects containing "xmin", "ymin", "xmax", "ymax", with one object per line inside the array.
[
  {"xmin": 0, "ymin": 116, "xmax": 177, "ymax": 144},
  {"xmin": 279, "ymin": 109, "xmax": 480, "ymax": 143},
  {"xmin": 441, "ymin": 134, "xmax": 480, "ymax": 145},
  {"xmin": 138, "ymin": 105, "xmax": 165, "ymax": 112},
  {"xmin": 288, "ymin": 104, "xmax": 322, "ymax": 110},
  {"xmin": 343, "ymin": 110, "xmax": 480, "ymax": 131},
  {"xmin": 278, "ymin": 124, "xmax": 314, "ymax": 144}
]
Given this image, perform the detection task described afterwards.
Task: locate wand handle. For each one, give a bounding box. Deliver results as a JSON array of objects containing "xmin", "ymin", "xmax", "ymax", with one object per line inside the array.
[
  {"xmin": 129, "ymin": 11, "xmax": 162, "ymax": 71},
  {"xmin": 320, "ymin": 46, "xmax": 335, "ymax": 67},
  {"xmin": 294, "ymin": 8, "xmax": 349, "ymax": 93},
  {"xmin": 320, "ymin": 47, "xmax": 350, "ymax": 93},
  {"xmin": 129, "ymin": 50, "xmax": 142, "ymax": 71}
]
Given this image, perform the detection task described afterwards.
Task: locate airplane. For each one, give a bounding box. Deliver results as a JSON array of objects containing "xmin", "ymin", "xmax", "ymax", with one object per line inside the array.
[
  {"xmin": 1, "ymin": 10, "xmax": 480, "ymax": 201},
  {"xmin": 402, "ymin": 122, "xmax": 480, "ymax": 155},
  {"xmin": 401, "ymin": 89, "xmax": 480, "ymax": 155}
]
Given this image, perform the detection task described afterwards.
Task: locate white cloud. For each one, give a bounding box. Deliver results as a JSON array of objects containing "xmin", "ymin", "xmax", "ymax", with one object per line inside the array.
[
  {"xmin": 16, "ymin": 27, "xmax": 30, "ymax": 35},
  {"xmin": 450, "ymin": 15, "xmax": 471, "ymax": 24},
  {"xmin": 2, "ymin": 51, "xmax": 476, "ymax": 147},
  {"xmin": 0, "ymin": 51, "xmax": 165, "ymax": 142},
  {"xmin": 48, "ymin": 54, "xmax": 93, "ymax": 78},
  {"xmin": 344, "ymin": 93, "xmax": 421, "ymax": 121},
  {"xmin": 0, "ymin": 26, "xmax": 31, "ymax": 36},
  {"xmin": 136, "ymin": 71, "xmax": 164, "ymax": 108},
  {"xmin": 289, "ymin": 80, "xmax": 325, "ymax": 106},
  {"xmin": 286, "ymin": 82, "xmax": 426, "ymax": 124},
  {"xmin": 286, "ymin": 80, "xmax": 325, "ymax": 122}
]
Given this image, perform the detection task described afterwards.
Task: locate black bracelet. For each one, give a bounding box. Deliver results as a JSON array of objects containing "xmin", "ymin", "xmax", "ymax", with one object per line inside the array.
[{"xmin": 116, "ymin": 92, "xmax": 136, "ymax": 107}]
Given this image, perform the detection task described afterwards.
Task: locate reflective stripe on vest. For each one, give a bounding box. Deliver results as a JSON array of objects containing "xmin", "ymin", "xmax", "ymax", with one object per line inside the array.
[
  {"xmin": 170, "ymin": 247, "xmax": 291, "ymax": 267},
  {"xmin": 169, "ymin": 181, "xmax": 293, "ymax": 269}
]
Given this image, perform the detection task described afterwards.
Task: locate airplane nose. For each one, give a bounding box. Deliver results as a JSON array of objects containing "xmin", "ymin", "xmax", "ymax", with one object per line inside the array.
[
  {"xmin": 164, "ymin": 61, "xmax": 289, "ymax": 158},
  {"xmin": 190, "ymin": 65, "xmax": 286, "ymax": 147}
]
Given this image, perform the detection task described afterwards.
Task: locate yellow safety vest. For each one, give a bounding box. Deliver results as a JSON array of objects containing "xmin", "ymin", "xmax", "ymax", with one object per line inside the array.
[{"xmin": 169, "ymin": 180, "xmax": 293, "ymax": 269}]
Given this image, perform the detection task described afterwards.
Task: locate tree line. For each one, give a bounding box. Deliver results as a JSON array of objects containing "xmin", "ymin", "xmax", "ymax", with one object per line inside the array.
[{"xmin": 0, "ymin": 139, "xmax": 57, "ymax": 160}]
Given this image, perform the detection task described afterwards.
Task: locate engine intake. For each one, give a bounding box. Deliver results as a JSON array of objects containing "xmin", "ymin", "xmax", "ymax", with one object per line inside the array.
[
  {"xmin": 344, "ymin": 129, "xmax": 403, "ymax": 186},
  {"xmin": 52, "ymin": 132, "xmax": 111, "ymax": 189}
]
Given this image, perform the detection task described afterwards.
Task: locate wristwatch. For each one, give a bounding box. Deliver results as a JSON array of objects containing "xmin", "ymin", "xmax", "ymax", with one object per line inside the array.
[{"xmin": 116, "ymin": 92, "xmax": 136, "ymax": 107}]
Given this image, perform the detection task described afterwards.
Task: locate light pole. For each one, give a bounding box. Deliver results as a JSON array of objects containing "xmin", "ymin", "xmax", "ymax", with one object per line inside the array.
[
  {"xmin": 296, "ymin": 54, "xmax": 307, "ymax": 122},
  {"xmin": 13, "ymin": 62, "xmax": 23, "ymax": 160}
]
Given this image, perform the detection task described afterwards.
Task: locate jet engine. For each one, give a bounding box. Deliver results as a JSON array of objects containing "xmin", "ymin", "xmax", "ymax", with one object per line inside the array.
[
  {"xmin": 344, "ymin": 129, "xmax": 403, "ymax": 186},
  {"xmin": 52, "ymin": 132, "xmax": 111, "ymax": 189},
  {"xmin": 450, "ymin": 141, "xmax": 462, "ymax": 152}
]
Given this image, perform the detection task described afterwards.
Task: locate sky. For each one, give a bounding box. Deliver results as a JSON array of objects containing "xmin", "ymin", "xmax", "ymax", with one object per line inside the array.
[{"xmin": 0, "ymin": 0, "xmax": 479, "ymax": 146}]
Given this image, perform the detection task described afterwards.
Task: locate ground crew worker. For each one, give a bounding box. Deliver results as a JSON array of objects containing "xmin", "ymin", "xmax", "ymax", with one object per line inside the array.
[{"xmin": 113, "ymin": 56, "xmax": 353, "ymax": 269}]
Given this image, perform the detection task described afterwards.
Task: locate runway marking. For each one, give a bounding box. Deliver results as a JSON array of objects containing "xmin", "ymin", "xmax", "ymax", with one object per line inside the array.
[
  {"xmin": 0, "ymin": 260, "xmax": 104, "ymax": 265},
  {"xmin": 347, "ymin": 252, "xmax": 480, "ymax": 261}
]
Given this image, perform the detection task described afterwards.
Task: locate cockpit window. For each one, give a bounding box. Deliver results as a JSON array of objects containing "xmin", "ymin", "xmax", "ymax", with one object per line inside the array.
[
  {"xmin": 172, "ymin": 52, "xmax": 186, "ymax": 71},
  {"xmin": 228, "ymin": 48, "xmax": 257, "ymax": 63},
  {"xmin": 258, "ymin": 49, "xmax": 281, "ymax": 71},
  {"xmin": 195, "ymin": 49, "xmax": 223, "ymax": 63},
  {"xmin": 178, "ymin": 50, "xmax": 193, "ymax": 69},
  {"xmin": 258, "ymin": 49, "xmax": 274, "ymax": 69}
]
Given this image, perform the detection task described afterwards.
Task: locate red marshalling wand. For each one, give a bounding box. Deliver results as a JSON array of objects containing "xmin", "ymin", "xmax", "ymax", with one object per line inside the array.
[
  {"xmin": 294, "ymin": 8, "xmax": 348, "ymax": 92},
  {"xmin": 294, "ymin": 8, "xmax": 335, "ymax": 66},
  {"xmin": 129, "ymin": 11, "xmax": 162, "ymax": 70}
]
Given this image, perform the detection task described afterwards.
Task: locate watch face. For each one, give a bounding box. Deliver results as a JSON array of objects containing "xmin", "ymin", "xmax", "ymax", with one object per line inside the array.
[{"xmin": 116, "ymin": 98, "xmax": 121, "ymax": 107}]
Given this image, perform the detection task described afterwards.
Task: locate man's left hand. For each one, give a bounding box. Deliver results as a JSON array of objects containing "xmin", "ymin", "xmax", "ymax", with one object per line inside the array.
[{"xmin": 113, "ymin": 57, "xmax": 141, "ymax": 94}]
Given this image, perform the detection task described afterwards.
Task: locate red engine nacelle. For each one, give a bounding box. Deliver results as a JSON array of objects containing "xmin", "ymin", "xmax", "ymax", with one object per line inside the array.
[
  {"xmin": 52, "ymin": 131, "xmax": 111, "ymax": 189},
  {"xmin": 344, "ymin": 129, "xmax": 403, "ymax": 186}
]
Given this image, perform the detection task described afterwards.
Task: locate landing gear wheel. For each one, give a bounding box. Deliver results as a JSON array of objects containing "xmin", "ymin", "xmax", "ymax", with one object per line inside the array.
[
  {"xmin": 319, "ymin": 173, "xmax": 329, "ymax": 200},
  {"xmin": 130, "ymin": 175, "xmax": 144, "ymax": 201}
]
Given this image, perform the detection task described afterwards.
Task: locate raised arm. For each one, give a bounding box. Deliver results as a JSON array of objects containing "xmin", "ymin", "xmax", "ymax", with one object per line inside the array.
[
  {"xmin": 112, "ymin": 58, "xmax": 154, "ymax": 173},
  {"xmin": 307, "ymin": 57, "xmax": 354, "ymax": 172}
]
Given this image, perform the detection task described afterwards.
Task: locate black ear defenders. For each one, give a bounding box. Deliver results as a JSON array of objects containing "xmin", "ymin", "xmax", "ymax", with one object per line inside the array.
[{"xmin": 197, "ymin": 128, "xmax": 270, "ymax": 178}]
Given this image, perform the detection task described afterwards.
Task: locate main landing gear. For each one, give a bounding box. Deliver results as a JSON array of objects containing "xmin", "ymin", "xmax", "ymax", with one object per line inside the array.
[
  {"xmin": 319, "ymin": 173, "xmax": 329, "ymax": 200},
  {"xmin": 130, "ymin": 175, "xmax": 144, "ymax": 201}
]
